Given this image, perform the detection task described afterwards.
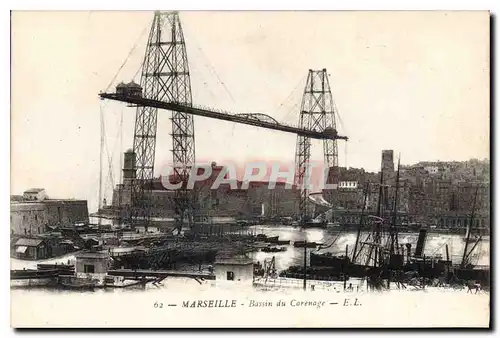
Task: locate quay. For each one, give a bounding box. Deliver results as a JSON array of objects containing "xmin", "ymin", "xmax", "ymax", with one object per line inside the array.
[{"xmin": 107, "ymin": 269, "xmax": 215, "ymax": 280}]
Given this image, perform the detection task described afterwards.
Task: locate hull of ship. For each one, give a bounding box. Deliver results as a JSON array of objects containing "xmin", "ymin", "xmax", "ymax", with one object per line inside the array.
[
  {"xmin": 310, "ymin": 252, "xmax": 451, "ymax": 279},
  {"xmin": 402, "ymin": 258, "xmax": 450, "ymax": 279},
  {"xmin": 454, "ymin": 267, "xmax": 490, "ymax": 284},
  {"xmin": 309, "ymin": 253, "xmax": 383, "ymax": 278},
  {"xmin": 310, "ymin": 253, "xmax": 347, "ymax": 269},
  {"xmin": 264, "ymin": 236, "xmax": 280, "ymax": 243},
  {"xmin": 293, "ymin": 242, "xmax": 319, "ymax": 248}
]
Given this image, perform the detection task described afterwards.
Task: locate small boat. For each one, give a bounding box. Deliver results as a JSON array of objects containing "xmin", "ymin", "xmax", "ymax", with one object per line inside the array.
[
  {"xmin": 293, "ymin": 241, "xmax": 320, "ymax": 248},
  {"xmin": 302, "ymin": 220, "xmax": 327, "ymax": 229},
  {"xmin": 261, "ymin": 246, "xmax": 287, "ymax": 253},
  {"xmin": 253, "ymin": 241, "xmax": 270, "ymax": 249},
  {"xmin": 276, "ymin": 240, "xmax": 291, "ymax": 245},
  {"xmin": 264, "ymin": 236, "xmax": 279, "ymax": 243}
]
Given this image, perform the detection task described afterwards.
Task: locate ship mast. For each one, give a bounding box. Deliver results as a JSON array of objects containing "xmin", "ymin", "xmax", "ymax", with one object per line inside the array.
[
  {"xmin": 363, "ymin": 171, "xmax": 385, "ymax": 267},
  {"xmin": 389, "ymin": 157, "xmax": 401, "ymax": 254},
  {"xmin": 352, "ymin": 183, "xmax": 369, "ymax": 263},
  {"xmin": 98, "ymin": 103, "xmax": 104, "ymax": 226},
  {"xmin": 461, "ymin": 186, "xmax": 479, "ymax": 268},
  {"xmin": 118, "ymin": 106, "xmax": 124, "ymax": 221}
]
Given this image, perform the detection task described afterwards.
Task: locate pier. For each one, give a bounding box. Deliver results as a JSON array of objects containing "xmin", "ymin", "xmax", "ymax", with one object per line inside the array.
[{"xmin": 107, "ymin": 269, "xmax": 215, "ymax": 280}]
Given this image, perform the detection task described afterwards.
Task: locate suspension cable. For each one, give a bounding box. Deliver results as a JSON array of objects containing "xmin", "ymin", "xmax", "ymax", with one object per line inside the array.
[
  {"xmin": 276, "ymin": 75, "xmax": 306, "ymax": 115},
  {"xmin": 344, "ymin": 141, "xmax": 348, "ymax": 168},
  {"xmin": 184, "ymin": 27, "xmax": 236, "ymax": 104},
  {"xmin": 105, "ymin": 22, "xmax": 150, "ymax": 93},
  {"xmin": 282, "ymin": 101, "xmax": 301, "ymax": 128},
  {"xmin": 101, "ymin": 112, "xmax": 115, "ymax": 198},
  {"xmin": 132, "ymin": 59, "xmax": 145, "ymax": 84},
  {"xmin": 189, "ymin": 59, "xmax": 218, "ymax": 102},
  {"xmin": 334, "ymin": 102, "xmax": 346, "ymax": 135}
]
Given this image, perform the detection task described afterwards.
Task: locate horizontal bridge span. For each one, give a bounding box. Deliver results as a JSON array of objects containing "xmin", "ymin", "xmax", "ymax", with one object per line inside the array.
[{"xmin": 99, "ymin": 93, "xmax": 349, "ymax": 141}]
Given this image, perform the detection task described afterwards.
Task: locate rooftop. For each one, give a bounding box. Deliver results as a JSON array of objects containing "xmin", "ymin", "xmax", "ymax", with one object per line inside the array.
[
  {"xmin": 15, "ymin": 238, "xmax": 44, "ymax": 247},
  {"xmin": 214, "ymin": 253, "xmax": 253, "ymax": 265},
  {"xmin": 75, "ymin": 251, "xmax": 109, "ymax": 259},
  {"xmin": 24, "ymin": 188, "xmax": 45, "ymax": 193},
  {"xmin": 11, "ymin": 198, "xmax": 87, "ymax": 205}
]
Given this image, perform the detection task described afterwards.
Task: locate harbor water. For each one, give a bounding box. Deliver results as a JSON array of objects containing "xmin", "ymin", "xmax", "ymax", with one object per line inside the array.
[
  {"xmin": 249, "ymin": 225, "xmax": 490, "ymax": 271},
  {"xmin": 10, "ymin": 225, "xmax": 490, "ymax": 327}
]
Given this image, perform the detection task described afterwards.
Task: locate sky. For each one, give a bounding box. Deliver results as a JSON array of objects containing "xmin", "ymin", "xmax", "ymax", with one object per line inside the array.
[{"xmin": 10, "ymin": 11, "xmax": 490, "ymax": 212}]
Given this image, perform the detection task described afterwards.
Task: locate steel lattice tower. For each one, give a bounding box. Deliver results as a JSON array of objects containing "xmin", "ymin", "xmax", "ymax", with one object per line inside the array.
[
  {"xmin": 132, "ymin": 11, "xmax": 195, "ymax": 227},
  {"xmin": 294, "ymin": 69, "xmax": 339, "ymax": 222}
]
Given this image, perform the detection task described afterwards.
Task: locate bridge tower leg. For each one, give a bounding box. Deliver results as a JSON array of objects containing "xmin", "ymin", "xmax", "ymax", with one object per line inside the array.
[
  {"xmin": 294, "ymin": 69, "xmax": 339, "ymax": 223},
  {"xmin": 131, "ymin": 11, "xmax": 195, "ymax": 229}
]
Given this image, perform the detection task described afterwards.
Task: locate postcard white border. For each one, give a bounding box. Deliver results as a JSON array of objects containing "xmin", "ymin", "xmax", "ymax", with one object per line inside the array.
[{"xmin": 3, "ymin": 0, "xmax": 498, "ymax": 336}]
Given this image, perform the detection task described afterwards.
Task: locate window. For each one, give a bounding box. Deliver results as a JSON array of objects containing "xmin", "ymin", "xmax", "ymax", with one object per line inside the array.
[
  {"xmin": 84, "ymin": 264, "xmax": 95, "ymax": 273},
  {"xmin": 24, "ymin": 229, "xmax": 27, "ymax": 235},
  {"xmin": 226, "ymin": 271, "xmax": 235, "ymax": 281},
  {"xmin": 23, "ymin": 215, "xmax": 26, "ymax": 221},
  {"xmin": 35, "ymin": 215, "xmax": 38, "ymax": 221}
]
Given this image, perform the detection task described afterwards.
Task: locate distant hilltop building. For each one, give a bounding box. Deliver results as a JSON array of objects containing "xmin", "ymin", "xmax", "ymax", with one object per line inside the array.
[
  {"xmin": 10, "ymin": 188, "xmax": 89, "ymax": 237},
  {"xmin": 338, "ymin": 181, "xmax": 358, "ymax": 189},
  {"xmin": 324, "ymin": 150, "xmax": 490, "ymax": 228},
  {"xmin": 423, "ymin": 166, "xmax": 439, "ymax": 175}
]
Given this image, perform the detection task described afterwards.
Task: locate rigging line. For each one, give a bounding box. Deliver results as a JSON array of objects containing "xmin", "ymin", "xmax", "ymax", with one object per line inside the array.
[
  {"xmin": 344, "ymin": 141, "xmax": 348, "ymax": 168},
  {"xmin": 334, "ymin": 102, "xmax": 346, "ymax": 134},
  {"xmin": 275, "ymin": 75, "xmax": 306, "ymax": 115},
  {"xmin": 185, "ymin": 27, "xmax": 236, "ymax": 104},
  {"xmin": 102, "ymin": 103, "xmax": 125, "ymax": 193},
  {"xmin": 282, "ymin": 101, "xmax": 300, "ymax": 125},
  {"xmin": 316, "ymin": 234, "xmax": 342, "ymax": 251},
  {"xmin": 133, "ymin": 58, "xmax": 145, "ymax": 83},
  {"xmin": 104, "ymin": 150, "xmax": 114, "ymax": 201},
  {"xmin": 429, "ymin": 240, "xmax": 448, "ymax": 257},
  {"xmin": 101, "ymin": 113, "xmax": 115, "ymax": 194},
  {"xmin": 202, "ymin": 49, "xmax": 236, "ymax": 104},
  {"xmin": 190, "ymin": 61, "xmax": 218, "ymax": 102},
  {"xmin": 98, "ymin": 101, "xmax": 105, "ymax": 220},
  {"xmin": 105, "ymin": 22, "xmax": 150, "ymax": 93},
  {"xmin": 109, "ymin": 109, "xmax": 124, "ymax": 159},
  {"xmin": 119, "ymin": 106, "xmax": 124, "ymax": 185}
]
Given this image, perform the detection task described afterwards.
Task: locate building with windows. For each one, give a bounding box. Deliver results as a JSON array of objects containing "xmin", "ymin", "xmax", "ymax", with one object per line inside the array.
[
  {"xmin": 10, "ymin": 189, "xmax": 89, "ymax": 236},
  {"xmin": 106, "ymin": 157, "xmax": 300, "ymax": 219},
  {"xmin": 12, "ymin": 238, "xmax": 48, "ymax": 260},
  {"xmin": 74, "ymin": 251, "xmax": 110, "ymax": 283},
  {"xmin": 214, "ymin": 252, "xmax": 254, "ymax": 287}
]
